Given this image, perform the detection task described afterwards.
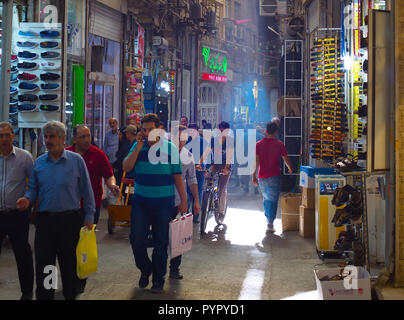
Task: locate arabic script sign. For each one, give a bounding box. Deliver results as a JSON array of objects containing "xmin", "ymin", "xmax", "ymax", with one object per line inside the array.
[{"xmin": 202, "ymin": 47, "xmax": 227, "ymax": 74}]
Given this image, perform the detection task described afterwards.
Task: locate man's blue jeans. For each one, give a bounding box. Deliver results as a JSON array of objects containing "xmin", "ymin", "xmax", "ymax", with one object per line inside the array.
[
  {"xmin": 258, "ymin": 176, "xmax": 281, "ymax": 225},
  {"xmin": 130, "ymin": 201, "xmax": 172, "ymax": 285}
]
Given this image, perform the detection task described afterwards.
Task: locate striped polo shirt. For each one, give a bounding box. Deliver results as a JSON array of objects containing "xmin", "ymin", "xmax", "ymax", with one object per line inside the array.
[{"xmin": 126, "ymin": 139, "xmax": 182, "ymax": 207}]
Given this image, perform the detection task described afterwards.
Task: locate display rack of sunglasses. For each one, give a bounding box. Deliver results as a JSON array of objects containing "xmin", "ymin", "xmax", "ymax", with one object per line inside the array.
[
  {"xmin": 335, "ymin": 170, "xmax": 370, "ymax": 272},
  {"xmin": 346, "ymin": 4, "xmax": 368, "ymax": 168},
  {"xmin": 283, "ymin": 39, "xmax": 302, "ymax": 176},
  {"xmin": 310, "ymin": 29, "xmax": 347, "ymax": 163}
]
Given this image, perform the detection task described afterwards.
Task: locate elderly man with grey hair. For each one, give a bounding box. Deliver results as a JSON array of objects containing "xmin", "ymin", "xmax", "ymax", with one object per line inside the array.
[
  {"xmin": 17, "ymin": 121, "xmax": 95, "ymax": 300},
  {"xmin": 0, "ymin": 122, "xmax": 34, "ymax": 300}
]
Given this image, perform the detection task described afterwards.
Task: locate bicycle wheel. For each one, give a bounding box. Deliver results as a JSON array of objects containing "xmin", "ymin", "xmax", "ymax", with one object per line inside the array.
[
  {"xmin": 214, "ymin": 187, "xmax": 229, "ymax": 225},
  {"xmin": 200, "ymin": 191, "xmax": 212, "ymax": 235}
]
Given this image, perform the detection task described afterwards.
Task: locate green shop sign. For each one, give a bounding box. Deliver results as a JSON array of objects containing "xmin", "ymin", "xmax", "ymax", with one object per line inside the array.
[{"xmin": 202, "ymin": 47, "xmax": 227, "ymax": 74}]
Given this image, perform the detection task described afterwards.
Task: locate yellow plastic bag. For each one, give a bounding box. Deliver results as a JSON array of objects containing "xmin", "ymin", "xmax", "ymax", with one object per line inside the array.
[{"xmin": 76, "ymin": 226, "xmax": 98, "ymax": 279}]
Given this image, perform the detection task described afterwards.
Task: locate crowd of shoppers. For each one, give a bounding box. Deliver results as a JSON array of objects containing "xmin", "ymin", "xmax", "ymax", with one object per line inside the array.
[{"xmin": 0, "ymin": 112, "xmax": 291, "ymax": 299}]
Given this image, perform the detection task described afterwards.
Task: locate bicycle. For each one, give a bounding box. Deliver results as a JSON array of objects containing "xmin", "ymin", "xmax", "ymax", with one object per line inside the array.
[{"xmin": 199, "ymin": 170, "xmax": 228, "ymax": 235}]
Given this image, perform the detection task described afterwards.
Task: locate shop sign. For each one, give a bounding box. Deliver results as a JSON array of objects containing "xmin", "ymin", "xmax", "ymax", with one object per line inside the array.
[
  {"xmin": 370, "ymin": 0, "xmax": 390, "ymax": 11},
  {"xmin": 202, "ymin": 73, "xmax": 228, "ymax": 83},
  {"xmin": 202, "ymin": 47, "xmax": 227, "ymax": 74}
]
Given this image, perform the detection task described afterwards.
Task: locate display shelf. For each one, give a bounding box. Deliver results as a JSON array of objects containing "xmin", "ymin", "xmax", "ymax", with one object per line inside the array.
[
  {"xmin": 310, "ymin": 31, "xmax": 347, "ymax": 162},
  {"xmin": 16, "ymin": 23, "xmax": 62, "ymax": 128},
  {"xmin": 336, "ymin": 171, "xmax": 371, "ymax": 272}
]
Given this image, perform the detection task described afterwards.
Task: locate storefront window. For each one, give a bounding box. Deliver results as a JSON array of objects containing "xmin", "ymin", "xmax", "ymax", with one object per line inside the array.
[
  {"xmin": 86, "ymin": 34, "xmax": 121, "ymax": 148},
  {"xmin": 67, "ymin": 0, "xmax": 83, "ymax": 56},
  {"xmin": 89, "ymin": 34, "xmax": 121, "ymax": 77}
]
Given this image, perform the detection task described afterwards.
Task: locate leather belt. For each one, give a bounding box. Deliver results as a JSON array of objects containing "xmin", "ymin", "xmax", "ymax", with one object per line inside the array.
[{"xmin": 39, "ymin": 210, "xmax": 80, "ymax": 217}]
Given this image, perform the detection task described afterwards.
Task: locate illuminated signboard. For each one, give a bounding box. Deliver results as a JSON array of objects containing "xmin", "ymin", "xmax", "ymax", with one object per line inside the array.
[
  {"xmin": 202, "ymin": 47, "xmax": 227, "ymax": 74},
  {"xmin": 202, "ymin": 73, "xmax": 228, "ymax": 83}
]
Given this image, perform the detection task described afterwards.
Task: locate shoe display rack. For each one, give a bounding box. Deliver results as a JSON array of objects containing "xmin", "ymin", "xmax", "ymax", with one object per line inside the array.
[
  {"xmin": 125, "ymin": 66, "xmax": 145, "ymax": 125},
  {"xmin": 310, "ymin": 33, "xmax": 347, "ymax": 162},
  {"xmin": 332, "ymin": 171, "xmax": 370, "ymax": 272},
  {"xmin": 16, "ymin": 23, "xmax": 62, "ymax": 128}
]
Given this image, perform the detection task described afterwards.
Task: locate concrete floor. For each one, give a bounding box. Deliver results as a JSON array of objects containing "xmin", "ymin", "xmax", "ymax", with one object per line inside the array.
[{"xmin": 0, "ymin": 182, "xmax": 324, "ymax": 300}]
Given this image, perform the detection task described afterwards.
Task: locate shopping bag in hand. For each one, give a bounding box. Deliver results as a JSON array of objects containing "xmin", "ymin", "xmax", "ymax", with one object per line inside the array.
[
  {"xmin": 169, "ymin": 213, "xmax": 193, "ymax": 259},
  {"xmin": 76, "ymin": 226, "xmax": 98, "ymax": 279}
]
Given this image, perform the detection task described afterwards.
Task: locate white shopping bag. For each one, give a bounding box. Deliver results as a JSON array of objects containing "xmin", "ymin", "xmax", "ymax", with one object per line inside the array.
[{"xmin": 169, "ymin": 213, "xmax": 193, "ymax": 259}]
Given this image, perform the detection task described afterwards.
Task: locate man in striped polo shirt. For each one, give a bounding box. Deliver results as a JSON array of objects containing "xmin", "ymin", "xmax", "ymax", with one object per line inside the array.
[{"xmin": 123, "ymin": 114, "xmax": 187, "ymax": 293}]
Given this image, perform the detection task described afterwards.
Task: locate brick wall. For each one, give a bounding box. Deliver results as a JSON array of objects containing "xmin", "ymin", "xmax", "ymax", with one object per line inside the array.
[{"xmin": 396, "ymin": 3, "xmax": 404, "ymax": 287}]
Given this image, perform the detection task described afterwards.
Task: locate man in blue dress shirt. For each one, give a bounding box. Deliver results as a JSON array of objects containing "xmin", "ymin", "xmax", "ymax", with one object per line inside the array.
[{"xmin": 17, "ymin": 121, "xmax": 95, "ymax": 300}]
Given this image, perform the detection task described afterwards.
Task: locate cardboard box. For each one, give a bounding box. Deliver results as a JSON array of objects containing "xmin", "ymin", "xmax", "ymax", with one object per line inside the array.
[
  {"xmin": 314, "ymin": 267, "xmax": 371, "ymax": 300},
  {"xmin": 281, "ymin": 193, "xmax": 302, "ymax": 214},
  {"xmin": 282, "ymin": 213, "xmax": 300, "ymax": 231},
  {"xmin": 300, "ymin": 166, "xmax": 336, "ymax": 188},
  {"xmin": 299, "ymin": 205, "xmax": 315, "ymax": 238},
  {"xmin": 281, "ymin": 193, "xmax": 302, "ymax": 231},
  {"xmin": 302, "ymin": 187, "xmax": 315, "ymax": 209}
]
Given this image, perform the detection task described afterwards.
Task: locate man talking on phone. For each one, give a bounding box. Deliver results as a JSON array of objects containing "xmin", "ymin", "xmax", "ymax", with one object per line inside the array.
[{"xmin": 123, "ymin": 114, "xmax": 187, "ymax": 293}]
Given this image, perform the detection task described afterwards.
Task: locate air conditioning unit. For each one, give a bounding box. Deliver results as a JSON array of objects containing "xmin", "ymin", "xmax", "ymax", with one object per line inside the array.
[{"xmin": 259, "ymin": 0, "xmax": 287, "ymax": 16}]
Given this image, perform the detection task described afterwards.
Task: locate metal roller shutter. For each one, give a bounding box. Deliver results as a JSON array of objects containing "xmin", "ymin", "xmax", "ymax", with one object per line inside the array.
[{"xmin": 89, "ymin": 1, "xmax": 123, "ymax": 42}]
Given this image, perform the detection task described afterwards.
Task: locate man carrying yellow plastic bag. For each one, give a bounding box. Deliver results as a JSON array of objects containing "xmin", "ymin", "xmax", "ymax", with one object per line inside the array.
[{"xmin": 76, "ymin": 225, "xmax": 98, "ymax": 280}]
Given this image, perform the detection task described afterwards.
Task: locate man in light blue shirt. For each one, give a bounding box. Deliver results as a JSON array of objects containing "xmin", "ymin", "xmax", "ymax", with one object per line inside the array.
[
  {"xmin": 17, "ymin": 121, "xmax": 95, "ymax": 300},
  {"xmin": 103, "ymin": 118, "xmax": 119, "ymax": 163}
]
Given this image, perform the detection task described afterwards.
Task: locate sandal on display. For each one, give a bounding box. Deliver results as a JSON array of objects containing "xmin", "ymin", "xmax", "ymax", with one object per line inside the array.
[
  {"xmin": 331, "ymin": 208, "xmax": 351, "ymax": 227},
  {"xmin": 333, "ymin": 154, "xmax": 361, "ymax": 171}
]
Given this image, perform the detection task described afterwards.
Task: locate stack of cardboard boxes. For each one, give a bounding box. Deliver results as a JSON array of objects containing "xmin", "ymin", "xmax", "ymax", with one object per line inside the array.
[
  {"xmin": 281, "ymin": 193, "xmax": 302, "ymax": 231},
  {"xmin": 299, "ymin": 166, "xmax": 336, "ymax": 238}
]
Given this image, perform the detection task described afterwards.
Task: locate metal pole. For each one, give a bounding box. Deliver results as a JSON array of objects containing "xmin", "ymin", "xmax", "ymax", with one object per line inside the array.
[
  {"xmin": 180, "ymin": 31, "xmax": 184, "ymax": 118},
  {"xmin": 0, "ymin": 0, "xmax": 13, "ymax": 123},
  {"xmin": 194, "ymin": 32, "xmax": 200, "ymax": 124}
]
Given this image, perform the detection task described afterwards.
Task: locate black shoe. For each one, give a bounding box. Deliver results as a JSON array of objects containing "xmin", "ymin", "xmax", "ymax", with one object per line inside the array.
[
  {"xmin": 139, "ymin": 273, "xmax": 150, "ymax": 289},
  {"xmin": 169, "ymin": 270, "xmax": 184, "ymax": 280},
  {"xmin": 40, "ymin": 105, "xmax": 59, "ymax": 112},
  {"xmin": 151, "ymin": 282, "xmax": 164, "ymax": 293},
  {"xmin": 20, "ymin": 292, "xmax": 33, "ymax": 300},
  {"xmin": 40, "ymin": 72, "xmax": 60, "ymax": 81},
  {"xmin": 39, "ymin": 94, "xmax": 58, "ymax": 101},
  {"xmin": 76, "ymin": 278, "xmax": 87, "ymax": 294}
]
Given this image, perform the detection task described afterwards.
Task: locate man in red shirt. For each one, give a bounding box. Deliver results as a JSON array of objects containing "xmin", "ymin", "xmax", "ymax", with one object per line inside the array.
[
  {"xmin": 253, "ymin": 122, "xmax": 293, "ymax": 233},
  {"xmin": 66, "ymin": 125, "xmax": 120, "ymax": 225}
]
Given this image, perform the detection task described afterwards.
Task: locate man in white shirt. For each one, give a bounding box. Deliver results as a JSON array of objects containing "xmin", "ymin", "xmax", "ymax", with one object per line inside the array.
[{"xmin": 169, "ymin": 125, "xmax": 200, "ymax": 279}]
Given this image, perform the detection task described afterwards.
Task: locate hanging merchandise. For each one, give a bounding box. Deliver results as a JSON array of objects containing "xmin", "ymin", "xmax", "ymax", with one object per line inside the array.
[
  {"xmin": 310, "ymin": 36, "xmax": 347, "ymax": 162},
  {"xmin": 126, "ymin": 67, "xmax": 145, "ymax": 125},
  {"xmin": 331, "ymin": 182, "xmax": 365, "ymax": 266},
  {"xmin": 16, "ymin": 23, "xmax": 62, "ymax": 128},
  {"xmin": 168, "ymin": 70, "xmax": 176, "ymax": 94}
]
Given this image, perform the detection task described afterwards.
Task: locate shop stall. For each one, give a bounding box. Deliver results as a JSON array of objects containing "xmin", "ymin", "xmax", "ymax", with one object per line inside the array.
[{"xmin": 301, "ymin": 0, "xmax": 393, "ymax": 277}]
